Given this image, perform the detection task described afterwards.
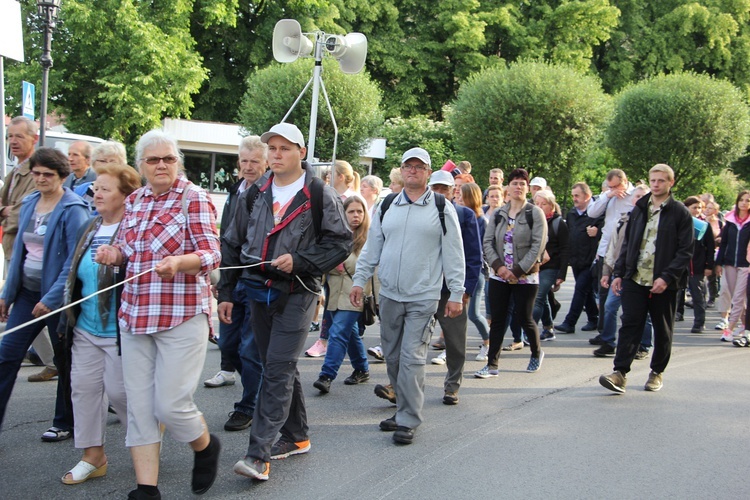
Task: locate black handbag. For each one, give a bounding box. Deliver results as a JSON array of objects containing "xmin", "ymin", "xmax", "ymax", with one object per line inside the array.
[{"xmin": 362, "ymin": 282, "xmax": 378, "ymax": 326}]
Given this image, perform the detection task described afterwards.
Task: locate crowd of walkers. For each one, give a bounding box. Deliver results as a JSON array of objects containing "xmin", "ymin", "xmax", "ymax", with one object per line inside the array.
[{"xmin": 0, "ymin": 116, "xmax": 744, "ymax": 497}]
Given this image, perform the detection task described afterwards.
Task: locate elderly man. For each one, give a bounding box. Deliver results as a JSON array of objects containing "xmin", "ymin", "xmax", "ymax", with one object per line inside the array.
[
  {"xmin": 223, "ymin": 123, "xmax": 351, "ymax": 481},
  {"xmin": 529, "ymin": 177, "xmax": 547, "ymax": 197},
  {"xmin": 350, "ymin": 147, "xmax": 465, "ymax": 445},
  {"xmin": 63, "ymin": 141, "xmax": 96, "ymax": 190},
  {"xmin": 556, "ymin": 182, "xmax": 603, "ymax": 333},
  {"xmin": 600, "ymin": 164, "xmax": 693, "ymax": 393},
  {"xmin": 210, "ymin": 136, "xmax": 269, "ymax": 434}
]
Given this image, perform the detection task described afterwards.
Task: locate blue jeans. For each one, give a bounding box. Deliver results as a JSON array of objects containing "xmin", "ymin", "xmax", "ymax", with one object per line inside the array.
[
  {"xmin": 218, "ymin": 281, "xmax": 263, "ymax": 416},
  {"xmin": 320, "ymin": 310, "xmax": 368, "ymax": 380},
  {"xmin": 533, "ymin": 269, "xmax": 558, "ymax": 328},
  {"xmin": 0, "ymin": 287, "xmax": 72, "ymax": 430},
  {"xmin": 468, "ymin": 273, "xmax": 490, "ymax": 341},
  {"xmin": 602, "ymin": 285, "xmax": 654, "ymax": 348}
]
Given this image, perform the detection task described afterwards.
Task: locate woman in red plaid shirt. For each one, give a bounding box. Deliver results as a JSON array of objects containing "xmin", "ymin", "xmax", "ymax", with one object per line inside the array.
[{"xmin": 96, "ymin": 130, "xmax": 221, "ymax": 500}]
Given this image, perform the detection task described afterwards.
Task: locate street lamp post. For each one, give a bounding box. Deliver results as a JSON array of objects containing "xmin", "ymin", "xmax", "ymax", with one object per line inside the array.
[{"xmin": 37, "ymin": 0, "xmax": 62, "ymax": 147}]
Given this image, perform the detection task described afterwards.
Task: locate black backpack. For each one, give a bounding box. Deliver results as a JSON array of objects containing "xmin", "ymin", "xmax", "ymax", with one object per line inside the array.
[
  {"xmin": 379, "ymin": 192, "xmax": 449, "ymax": 235},
  {"xmin": 495, "ymin": 203, "xmax": 535, "ymax": 230}
]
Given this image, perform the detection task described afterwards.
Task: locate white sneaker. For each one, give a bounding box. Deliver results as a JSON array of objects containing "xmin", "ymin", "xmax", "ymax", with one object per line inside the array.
[
  {"xmin": 431, "ymin": 350, "xmax": 447, "ymax": 365},
  {"xmin": 715, "ymin": 318, "xmax": 729, "ymax": 330},
  {"xmin": 204, "ymin": 370, "xmax": 236, "ymax": 387},
  {"xmin": 475, "ymin": 344, "xmax": 489, "ymax": 361},
  {"xmin": 367, "ymin": 345, "xmax": 384, "ymax": 361}
]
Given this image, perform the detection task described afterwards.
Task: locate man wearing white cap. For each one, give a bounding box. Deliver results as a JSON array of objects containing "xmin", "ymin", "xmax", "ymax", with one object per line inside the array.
[
  {"xmin": 222, "ymin": 123, "xmax": 352, "ymax": 480},
  {"xmin": 529, "ymin": 177, "xmax": 547, "ymax": 197},
  {"xmin": 350, "ymin": 147, "xmax": 465, "ymax": 445}
]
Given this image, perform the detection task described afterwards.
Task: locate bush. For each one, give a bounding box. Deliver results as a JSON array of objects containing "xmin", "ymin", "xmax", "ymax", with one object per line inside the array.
[
  {"xmin": 448, "ymin": 61, "xmax": 612, "ymax": 199},
  {"xmin": 239, "ymin": 59, "xmax": 384, "ymax": 163},
  {"xmin": 607, "ymin": 72, "xmax": 750, "ymax": 195}
]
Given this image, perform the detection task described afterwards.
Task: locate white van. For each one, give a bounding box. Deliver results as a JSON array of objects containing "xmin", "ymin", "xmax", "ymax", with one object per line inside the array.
[{"xmin": 4, "ymin": 129, "xmax": 105, "ymax": 177}]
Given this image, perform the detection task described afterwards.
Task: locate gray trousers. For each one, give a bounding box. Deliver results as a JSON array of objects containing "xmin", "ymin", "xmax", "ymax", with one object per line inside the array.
[
  {"xmin": 435, "ymin": 289, "xmax": 467, "ymax": 394},
  {"xmin": 246, "ymin": 291, "xmax": 317, "ymax": 462},
  {"xmin": 379, "ymin": 296, "xmax": 438, "ymax": 429}
]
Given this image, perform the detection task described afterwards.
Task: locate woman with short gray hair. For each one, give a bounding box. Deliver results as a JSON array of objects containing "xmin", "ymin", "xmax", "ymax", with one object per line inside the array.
[{"xmin": 95, "ymin": 129, "xmax": 222, "ymax": 498}]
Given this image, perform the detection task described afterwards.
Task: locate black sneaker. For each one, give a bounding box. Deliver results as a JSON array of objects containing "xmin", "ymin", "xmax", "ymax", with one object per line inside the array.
[
  {"xmin": 593, "ymin": 344, "xmax": 615, "ymax": 357},
  {"xmin": 580, "ymin": 322, "xmax": 598, "ymax": 331},
  {"xmin": 393, "ymin": 426, "xmax": 415, "ymax": 444},
  {"xmin": 691, "ymin": 325, "xmax": 704, "ymax": 333},
  {"xmin": 675, "ymin": 313, "xmax": 684, "ymax": 322},
  {"xmin": 634, "ymin": 347, "xmax": 649, "ymax": 360},
  {"xmin": 374, "ymin": 383, "xmax": 397, "ymax": 404},
  {"xmin": 589, "ymin": 335, "xmax": 606, "ymax": 345},
  {"xmin": 313, "ymin": 376, "xmax": 332, "ymax": 393},
  {"xmin": 344, "ymin": 370, "xmax": 370, "ymax": 385},
  {"xmin": 224, "ymin": 411, "xmax": 252, "ymax": 431},
  {"xmin": 539, "ymin": 329, "xmax": 556, "ymax": 341},
  {"xmin": 379, "ymin": 414, "xmax": 398, "ymax": 431},
  {"xmin": 309, "ymin": 322, "xmax": 320, "ymax": 332}
]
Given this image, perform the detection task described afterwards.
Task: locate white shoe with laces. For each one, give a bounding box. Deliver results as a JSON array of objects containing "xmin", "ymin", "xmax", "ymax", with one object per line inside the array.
[{"xmin": 204, "ymin": 370, "xmax": 236, "ymax": 387}]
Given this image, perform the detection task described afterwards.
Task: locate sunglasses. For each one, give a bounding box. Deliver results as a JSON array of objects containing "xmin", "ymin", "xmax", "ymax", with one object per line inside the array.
[
  {"xmin": 142, "ymin": 155, "xmax": 179, "ymax": 165},
  {"xmin": 31, "ymin": 171, "xmax": 58, "ymax": 179}
]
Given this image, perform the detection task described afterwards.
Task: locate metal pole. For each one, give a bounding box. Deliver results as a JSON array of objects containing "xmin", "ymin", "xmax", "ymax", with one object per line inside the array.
[
  {"xmin": 1, "ymin": 56, "xmax": 6, "ymax": 179},
  {"xmin": 38, "ymin": 8, "xmax": 54, "ymax": 147},
  {"xmin": 306, "ymin": 32, "xmax": 325, "ymax": 164}
]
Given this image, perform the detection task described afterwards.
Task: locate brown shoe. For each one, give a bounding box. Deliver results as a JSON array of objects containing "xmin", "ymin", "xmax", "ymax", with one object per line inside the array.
[{"xmin": 28, "ymin": 367, "xmax": 58, "ymax": 382}]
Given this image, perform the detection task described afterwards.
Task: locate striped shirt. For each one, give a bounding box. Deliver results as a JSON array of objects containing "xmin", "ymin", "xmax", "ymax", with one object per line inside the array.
[{"xmin": 115, "ymin": 176, "xmax": 220, "ymax": 335}]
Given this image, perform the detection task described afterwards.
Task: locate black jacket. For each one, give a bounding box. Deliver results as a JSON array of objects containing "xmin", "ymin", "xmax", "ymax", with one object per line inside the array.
[
  {"xmin": 613, "ymin": 193, "xmax": 694, "ymax": 290},
  {"xmin": 565, "ymin": 203, "xmax": 603, "ymax": 269},
  {"xmin": 691, "ymin": 222, "xmax": 715, "ymax": 276},
  {"xmin": 540, "ymin": 213, "xmax": 569, "ymax": 282},
  {"xmin": 220, "ymin": 179, "xmax": 244, "ymax": 239},
  {"xmin": 715, "ymin": 214, "xmax": 750, "ymax": 268}
]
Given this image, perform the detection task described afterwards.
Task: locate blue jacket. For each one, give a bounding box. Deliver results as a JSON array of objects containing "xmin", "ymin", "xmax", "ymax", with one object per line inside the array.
[
  {"xmin": 454, "ymin": 203, "xmax": 482, "ymax": 296},
  {"xmin": 2, "ymin": 188, "xmax": 90, "ymax": 309}
]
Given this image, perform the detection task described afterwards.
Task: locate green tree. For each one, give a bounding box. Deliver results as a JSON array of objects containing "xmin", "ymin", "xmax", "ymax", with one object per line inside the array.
[
  {"xmin": 448, "ymin": 61, "xmax": 613, "ymax": 201},
  {"xmin": 596, "ymin": 1, "xmax": 750, "ymax": 94},
  {"xmin": 481, "ymin": 0, "xmax": 621, "ymax": 72},
  {"xmin": 607, "ymin": 72, "xmax": 750, "ymax": 195},
  {"xmin": 5, "ymin": 0, "xmax": 237, "ymax": 144},
  {"xmin": 238, "ymin": 58, "xmax": 383, "ymax": 163},
  {"xmin": 379, "ymin": 115, "xmax": 456, "ymax": 173}
]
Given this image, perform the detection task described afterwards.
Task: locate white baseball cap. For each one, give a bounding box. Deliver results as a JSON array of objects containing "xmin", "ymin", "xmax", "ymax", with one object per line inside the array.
[
  {"xmin": 260, "ymin": 123, "xmax": 306, "ymax": 148},
  {"xmin": 428, "ymin": 170, "xmax": 455, "ymax": 187},
  {"xmin": 401, "ymin": 147, "xmax": 431, "ymax": 167},
  {"xmin": 530, "ymin": 177, "xmax": 547, "ymax": 188}
]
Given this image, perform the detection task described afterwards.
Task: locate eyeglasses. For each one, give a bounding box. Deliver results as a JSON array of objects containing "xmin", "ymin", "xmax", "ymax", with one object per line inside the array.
[
  {"xmin": 142, "ymin": 155, "xmax": 179, "ymax": 165},
  {"xmin": 31, "ymin": 171, "xmax": 57, "ymax": 179},
  {"xmin": 401, "ymin": 163, "xmax": 430, "ymax": 172}
]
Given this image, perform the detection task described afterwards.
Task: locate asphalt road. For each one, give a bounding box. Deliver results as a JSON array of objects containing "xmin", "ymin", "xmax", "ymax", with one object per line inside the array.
[{"xmin": 1, "ymin": 279, "xmax": 748, "ymax": 499}]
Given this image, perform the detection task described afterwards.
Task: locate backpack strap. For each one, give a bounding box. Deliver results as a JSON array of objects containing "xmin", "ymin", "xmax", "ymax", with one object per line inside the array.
[
  {"xmin": 495, "ymin": 203, "xmax": 534, "ymax": 230},
  {"xmin": 379, "ymin": 193, "xmax": 398, "ymax": 225},
  {"xmin": 380, "ymin": 192, "xmax": 446, "ymax": 235},
  {"xmin": 309, "ymin": 176, "xmax": 325, "ymax": 241}
]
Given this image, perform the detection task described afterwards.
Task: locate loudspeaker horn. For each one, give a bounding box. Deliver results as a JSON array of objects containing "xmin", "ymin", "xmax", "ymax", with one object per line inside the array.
[
  {"xmin": 324, "ymin": 32, "xmax": 368, "ymax": 74},
  {"xmin": 272, "ymin": 19, "xmax": 313, "ymax": 63}
]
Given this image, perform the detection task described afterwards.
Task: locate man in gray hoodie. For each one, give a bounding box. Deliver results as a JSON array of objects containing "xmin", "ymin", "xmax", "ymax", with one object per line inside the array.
[{"xmin": 350, "ymin": 147, "xmax": 465, "ymax": 445}]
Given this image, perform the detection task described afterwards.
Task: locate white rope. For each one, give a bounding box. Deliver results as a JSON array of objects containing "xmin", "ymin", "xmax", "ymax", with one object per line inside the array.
[{"xmin": 0, "ymin": 260, "xmax": 293, "ymax": 341}]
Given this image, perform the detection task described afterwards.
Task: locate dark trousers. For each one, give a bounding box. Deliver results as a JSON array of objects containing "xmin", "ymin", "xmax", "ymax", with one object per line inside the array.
[
  {"xmin": 435, "ymin": 289, "xmax": 468, "ymax": 394},
  {"xmin": 676, "ymin": 276, "xmax": 707, "ymax": 328},
  {"xmin": 0, "ymin": 287, "xmax": 72, "ymax": 431},
  {"xmin": 245, "ymin": 291, "xmax": 317, "ymax": 462},
  {"xmin": 217, "ymin": 282, "xmax": 263, "ymax": 416},
  {"xmin": 563, "ymin": 264, "xmax": 599, "ymax": 326},
  {"xmin": 614, "ymin": 280, "xmax": 677, "ymax": 375},
  {"xmin": 595, "ymin": 259, "xmax": 608, "ymax": 332},
  {"xmin": 487, "ymin": 279, "xmax": 540, "ymax": 370}
]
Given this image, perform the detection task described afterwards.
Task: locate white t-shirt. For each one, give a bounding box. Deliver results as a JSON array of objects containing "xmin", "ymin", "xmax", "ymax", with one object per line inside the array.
[{"xmin": 272, "ymin": 174, "xmax": 306, "ymax": 225}]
